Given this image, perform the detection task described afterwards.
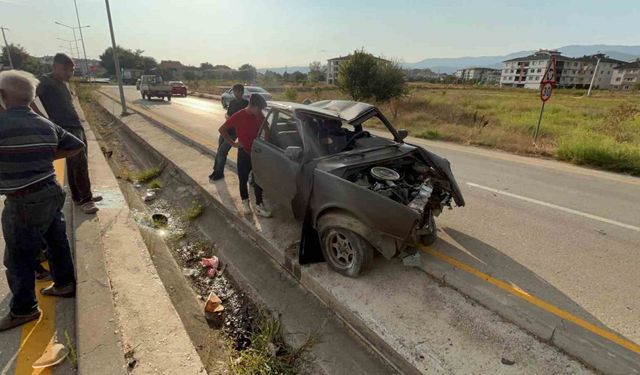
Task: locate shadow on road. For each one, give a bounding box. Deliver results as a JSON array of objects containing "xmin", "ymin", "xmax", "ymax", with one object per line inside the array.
[{"xmin": 434, "ymin": 227, "xmax": 618, "ymax": 334}]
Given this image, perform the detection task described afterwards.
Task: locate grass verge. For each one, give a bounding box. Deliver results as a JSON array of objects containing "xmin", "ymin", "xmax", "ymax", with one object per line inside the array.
[{"xmin": 228, "ymin": 315, "xmax": 315, "ymax": 375}]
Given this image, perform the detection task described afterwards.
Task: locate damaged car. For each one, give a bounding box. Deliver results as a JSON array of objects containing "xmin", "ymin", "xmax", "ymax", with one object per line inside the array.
[{"xmin": 251, "ymin": 100, "xmax": 465, "ymax": 277}]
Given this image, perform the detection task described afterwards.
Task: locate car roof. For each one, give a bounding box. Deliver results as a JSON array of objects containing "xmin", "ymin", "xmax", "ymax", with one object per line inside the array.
[{"xmin": 267, "ymin": 100, "xmax": 376, "ymax": 123}]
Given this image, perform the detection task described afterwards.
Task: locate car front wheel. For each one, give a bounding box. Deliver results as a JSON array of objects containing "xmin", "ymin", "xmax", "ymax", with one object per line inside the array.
[
  {"xmin": 320, "ymin": 227, "xmax": 373, "ymax": 278},
  {"xmin": 419, "ymin": 210, "xmax": 438, "ymax": 246}
]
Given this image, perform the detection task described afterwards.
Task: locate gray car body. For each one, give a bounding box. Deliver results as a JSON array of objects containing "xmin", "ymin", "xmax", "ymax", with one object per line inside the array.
[{"xmin": 251, "ymin": 100, "xmax": 465, "ymax": 260}]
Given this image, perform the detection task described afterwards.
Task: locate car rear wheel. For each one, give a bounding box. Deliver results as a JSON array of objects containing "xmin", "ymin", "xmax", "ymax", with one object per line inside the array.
[{"xmin": 320, "ymin": 227, "xmax": 373, "ymax": 278}]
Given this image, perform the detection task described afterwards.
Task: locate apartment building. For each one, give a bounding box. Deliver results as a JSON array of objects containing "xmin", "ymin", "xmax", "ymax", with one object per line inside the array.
[
  {"xmin": 326, "ymin": 54, "xmax": 388, "ymax": 85},
  {"xmin": 500, "ymin": 50, "xmax": 625, "ymax": 90},
  {"xmin": 611, "ymin": 60, "xmax": 640, "ymax": 90},
  {"xmin": 454, "ymin": 67, "xmax": 501, "ymax": 82}
]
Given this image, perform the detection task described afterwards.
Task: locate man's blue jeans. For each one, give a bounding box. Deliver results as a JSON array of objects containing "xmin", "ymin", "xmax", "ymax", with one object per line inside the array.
[
  {"xmin": 211, "ymin": 128, "xmax": 237, "ymax": 178},
  {"xmin": 2, "ymin": 180, "xmax": 75, "ymax": 315}
]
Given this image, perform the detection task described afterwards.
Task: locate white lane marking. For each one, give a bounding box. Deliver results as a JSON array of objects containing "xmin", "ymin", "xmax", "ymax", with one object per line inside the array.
[{"xmin": 466, "ymin": 182, "xmax": 640, "ymax": 233}]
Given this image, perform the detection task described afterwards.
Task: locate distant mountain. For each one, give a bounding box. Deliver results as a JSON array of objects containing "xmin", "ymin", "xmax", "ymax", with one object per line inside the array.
[
  {"xmin": 257, "ymin": 45, "xmax": 640, "ymax": 76},
  {"xmin": 404, "ymin": 45, "xmax": 640, "ymax": 74},
  {"xmin": 257, "ymin": 66, "xmax": 309, "ymax": 74}
]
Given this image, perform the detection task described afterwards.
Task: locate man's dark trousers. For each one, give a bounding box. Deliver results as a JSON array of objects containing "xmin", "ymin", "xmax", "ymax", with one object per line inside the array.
[
  {"xmin": 211, "ymin": 128, "xmax": 236, "ymax": 178},
  {"xmin": 2, "ymin": 180, "xmax": 76, "ymax": 315},
  {"xmin": 65, "ymin": 127, "xmax": 93, "ymax": 204}
]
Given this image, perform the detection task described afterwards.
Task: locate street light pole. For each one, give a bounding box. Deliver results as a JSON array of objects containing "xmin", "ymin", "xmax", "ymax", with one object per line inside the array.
[
  {"xmin": 0, "ymin": 27, "xmax": 14, "ymax": 69},
  {"xmin": 54, "ymin": 21, "xmax": 90, "ymax": 76},
  {"xmin": 104, "ymin": 0, "xmax": 127, "ymax": 115},
  {"xmin": 73, "ymin": 0, "xmax": 91, "ymax": 77},
  {"xmin": 57, "ymin": 38, "xmax": 78, "ymax": 59}
]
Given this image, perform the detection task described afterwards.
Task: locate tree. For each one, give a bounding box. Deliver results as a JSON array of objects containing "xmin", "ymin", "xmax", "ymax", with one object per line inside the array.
[
  {"xmin": 142, "ymin": 56, "xmax": 157, "ymax": 73},
  {"xmin": 1, "ymin": 44, "xmax": 30, "ymax": 70},
  {"xmin": 183, "ymin": 71, "xmax": 196, "ymax": 80},
  {"xmin": 200, "ymin": 62, "xmax": 214, "ymax": 70},
  {"xmin": 371, "ymin": 60, "xmax": 406, "ymax": 102},
  {"xmin": 290, "ymin": 71, "xmax": 307, "ymax": 83},
  {"xmin": 99, "ymin": 46, "xmax": 155, "ymax": 75},
  {"xmin": 337, "ymin": 49, "xmax": 406, "ymax": 103},
  {"xmin": 307, "ymin": 61, "xmax": 326, "ymax": 83},
  {"xmin": 1, "ymin": 44, "xmax": 43, "ymax": 74},
  {"xmin": 337, "ymin": 50, "xmax": 379, "ymax": 101},
  {"xmin": 237, "ymin": 63, "xmax": 257, "ymax": 81}
]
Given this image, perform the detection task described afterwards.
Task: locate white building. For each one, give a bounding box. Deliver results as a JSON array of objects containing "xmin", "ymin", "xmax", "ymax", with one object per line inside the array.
[
  {"xmin": 454, "ymin": 67, "xmax": 501, "ymax": 82},
  {"xmin": 500, "ymin": 50, "xmax": 625, "ymax": 90},
  {"xmin": 326, "ymin": 54, "xmax": 388, "ymax": 85},
  {"xmin": 611, "ymin": 60, "xmax": 640, "ymax": 90}
]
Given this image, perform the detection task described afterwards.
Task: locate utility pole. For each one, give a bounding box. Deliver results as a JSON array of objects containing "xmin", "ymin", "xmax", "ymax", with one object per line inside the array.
[
  {"xmin": 0, "ymin": 27, "xmax": 14, "ymax": 69},
  {"xmin": 73, "ymin": 0, "xmax": 90, "ymax": 77},
  {"xmin": 104, "ymin": 0, "xmax": 128, "ymax": 115},
  {"xmin": 587, "ymin": 56, "xmax": 601, "ymax": 97}
]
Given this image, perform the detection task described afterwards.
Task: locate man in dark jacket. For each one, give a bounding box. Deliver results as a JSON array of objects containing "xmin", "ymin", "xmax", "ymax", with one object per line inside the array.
[
  {"xmin": 209, "ymin": 83, "xmax": 248, "ymax": 180},
  {"xmin": 0, "ymin": 70, "xmax": 82, "ymax": 331},
  {"xmin": 31, "ymin": 53, "xmax": 102, "ymax": 214}
]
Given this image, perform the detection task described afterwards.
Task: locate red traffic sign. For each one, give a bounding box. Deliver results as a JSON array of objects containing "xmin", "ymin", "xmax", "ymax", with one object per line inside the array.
[
  {"xmin": 541, "ymin": 56, "xmax": 557, "ymax": 85},
  {"xmin": 540, "ymin": 82, "xmax": 553, "ymax": 102}
]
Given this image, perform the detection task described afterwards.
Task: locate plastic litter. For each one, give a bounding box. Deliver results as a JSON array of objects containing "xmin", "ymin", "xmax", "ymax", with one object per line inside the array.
[
  {"xmin": 201, "ymin": 256, "xmax": 219, "ymax": 278},
  {"xmin": 32, "ymin": 343, "xmax": 68, "ymax": 369}
]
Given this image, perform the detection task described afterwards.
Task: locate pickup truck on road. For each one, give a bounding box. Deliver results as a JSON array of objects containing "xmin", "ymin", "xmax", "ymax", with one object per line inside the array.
[{"xmin": 139, "ymin": 75, "xmax": 172, "ymax": 101}]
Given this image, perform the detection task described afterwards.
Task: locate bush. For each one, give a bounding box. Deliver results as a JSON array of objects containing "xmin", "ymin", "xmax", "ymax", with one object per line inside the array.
[
  {"xmin": 557, "ymin": 134, "xmax": 640, "ymax": 175},
  {"xmin": 284, "ymin": 88, "xmax": 298, "ymax": 102}
]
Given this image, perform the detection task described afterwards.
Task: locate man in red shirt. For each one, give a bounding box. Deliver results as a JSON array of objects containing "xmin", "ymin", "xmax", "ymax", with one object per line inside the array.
[{"xmin": 218, "ymin": 94, "xmax": 272, "ymax": 218}]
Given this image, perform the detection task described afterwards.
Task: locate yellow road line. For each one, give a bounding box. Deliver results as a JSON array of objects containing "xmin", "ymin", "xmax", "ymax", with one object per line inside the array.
[
  {"xmin": 15, "ymin": 160, "xmax": 66, "ymax": 374},
  {"xmin": 421, "ymin": 246, "xmax": 640, "ymax": 355}
]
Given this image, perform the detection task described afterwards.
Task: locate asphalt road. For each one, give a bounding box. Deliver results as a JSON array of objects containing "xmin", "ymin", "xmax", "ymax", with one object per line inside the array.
[{"xmin": 103, "ymin": 85, "xmax": 640, "ymax": 344}]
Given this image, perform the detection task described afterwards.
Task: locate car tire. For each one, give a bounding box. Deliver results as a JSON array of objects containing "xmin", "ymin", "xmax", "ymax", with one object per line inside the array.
[
  {"xmin": 320, "ymin": 227, "xmax": 374, "ymax": 278},
  {"xmin": 419, "ymin": 210, "xmax": 438, "ymax": 246}
]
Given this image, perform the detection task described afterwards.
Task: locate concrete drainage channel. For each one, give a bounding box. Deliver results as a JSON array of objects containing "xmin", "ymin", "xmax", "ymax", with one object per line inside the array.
[{"xmin": 84, "ymin": 98, "xmax": 397, "ymax": 374}]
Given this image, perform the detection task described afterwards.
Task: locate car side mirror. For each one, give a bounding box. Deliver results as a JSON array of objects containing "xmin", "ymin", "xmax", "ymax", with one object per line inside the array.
[
  {"xmin": 284, "ymin": 146, "xmax": 303, "ymax": 162},
  {"xmin": 397, "ymin": 129, "xmax": 409, "ymax": 141}
]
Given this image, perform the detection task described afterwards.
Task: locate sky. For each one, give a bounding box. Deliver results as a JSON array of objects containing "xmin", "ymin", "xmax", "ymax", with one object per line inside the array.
[{"xmin": 0, "ymin": 0, "xmax": 638, "ymax": 69}]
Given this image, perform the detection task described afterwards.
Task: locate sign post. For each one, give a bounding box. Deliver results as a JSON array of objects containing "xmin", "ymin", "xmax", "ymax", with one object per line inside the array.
[{"xmin": 534, "ymin": 56, "xmax": 556, "ymax": 144}]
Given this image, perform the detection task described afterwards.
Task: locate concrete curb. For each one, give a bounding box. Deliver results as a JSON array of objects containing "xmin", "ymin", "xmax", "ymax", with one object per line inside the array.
[
  {"xmin": 424, "ymin": 255, "xmax": 640, "ymax": 375},
  {"xmin": 72, "ymin": 101, "xmax": 127, "ymax": 375}
]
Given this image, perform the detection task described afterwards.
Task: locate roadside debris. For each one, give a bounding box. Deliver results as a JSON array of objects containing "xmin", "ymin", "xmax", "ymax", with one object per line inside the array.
[
  {"xmin": 205, "ymin": 291, "xmax": 225, "ymax": 328},
  {"xmin": 125, "ymin": 348, "xmax": 138, "ymax": 370},
  {"xmin": 501, "ymin": 357, "xmax": 516, "ymax": 366},
  {"xmin": 144, "ymin": 189, "xmax": 157, "ymax": 202},
  {"xmin": 402, "ymin": 252, "xmax": 423, "ymax": 268},
  {"xmin": 201, "ymin": 256, "xmax": 219, "ymax": 278},
  {"xmin": 183, "ymin": 267, "xmax": 199, "ymax": 277},
  {"xmin": 32, "ymin": 343, "xmax": 69, "ymax": 369}
]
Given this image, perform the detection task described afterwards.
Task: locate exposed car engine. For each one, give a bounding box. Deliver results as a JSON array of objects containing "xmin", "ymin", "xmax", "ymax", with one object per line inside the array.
[{"xmin": 346, "ymin": 158, "xmax": 453, "ymax": 215}]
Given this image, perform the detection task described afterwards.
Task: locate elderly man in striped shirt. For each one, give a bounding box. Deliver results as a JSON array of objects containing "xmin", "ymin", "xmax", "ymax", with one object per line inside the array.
[{"xmin": 0, "ymin": 70, "xmax": 83, "ymax": 331}]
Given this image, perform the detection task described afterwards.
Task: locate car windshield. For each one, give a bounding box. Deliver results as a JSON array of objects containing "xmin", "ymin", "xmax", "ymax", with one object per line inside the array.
[
  {"xmin": 246, "ymin": 87, "xmax": 267, "ymax": 93},
  {"xmin": 171, "ymin": 82, "xmax": 184, "ymax": 86}
]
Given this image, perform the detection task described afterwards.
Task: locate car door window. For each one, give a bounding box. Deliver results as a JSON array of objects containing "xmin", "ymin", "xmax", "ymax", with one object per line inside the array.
[
  {"xmin": 259, "ymin": 110, "xmax": 275, "ymax": 141},
  {"xmin": 271, "ymin": 112, "xmax": 302, "ymax": 150}
]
